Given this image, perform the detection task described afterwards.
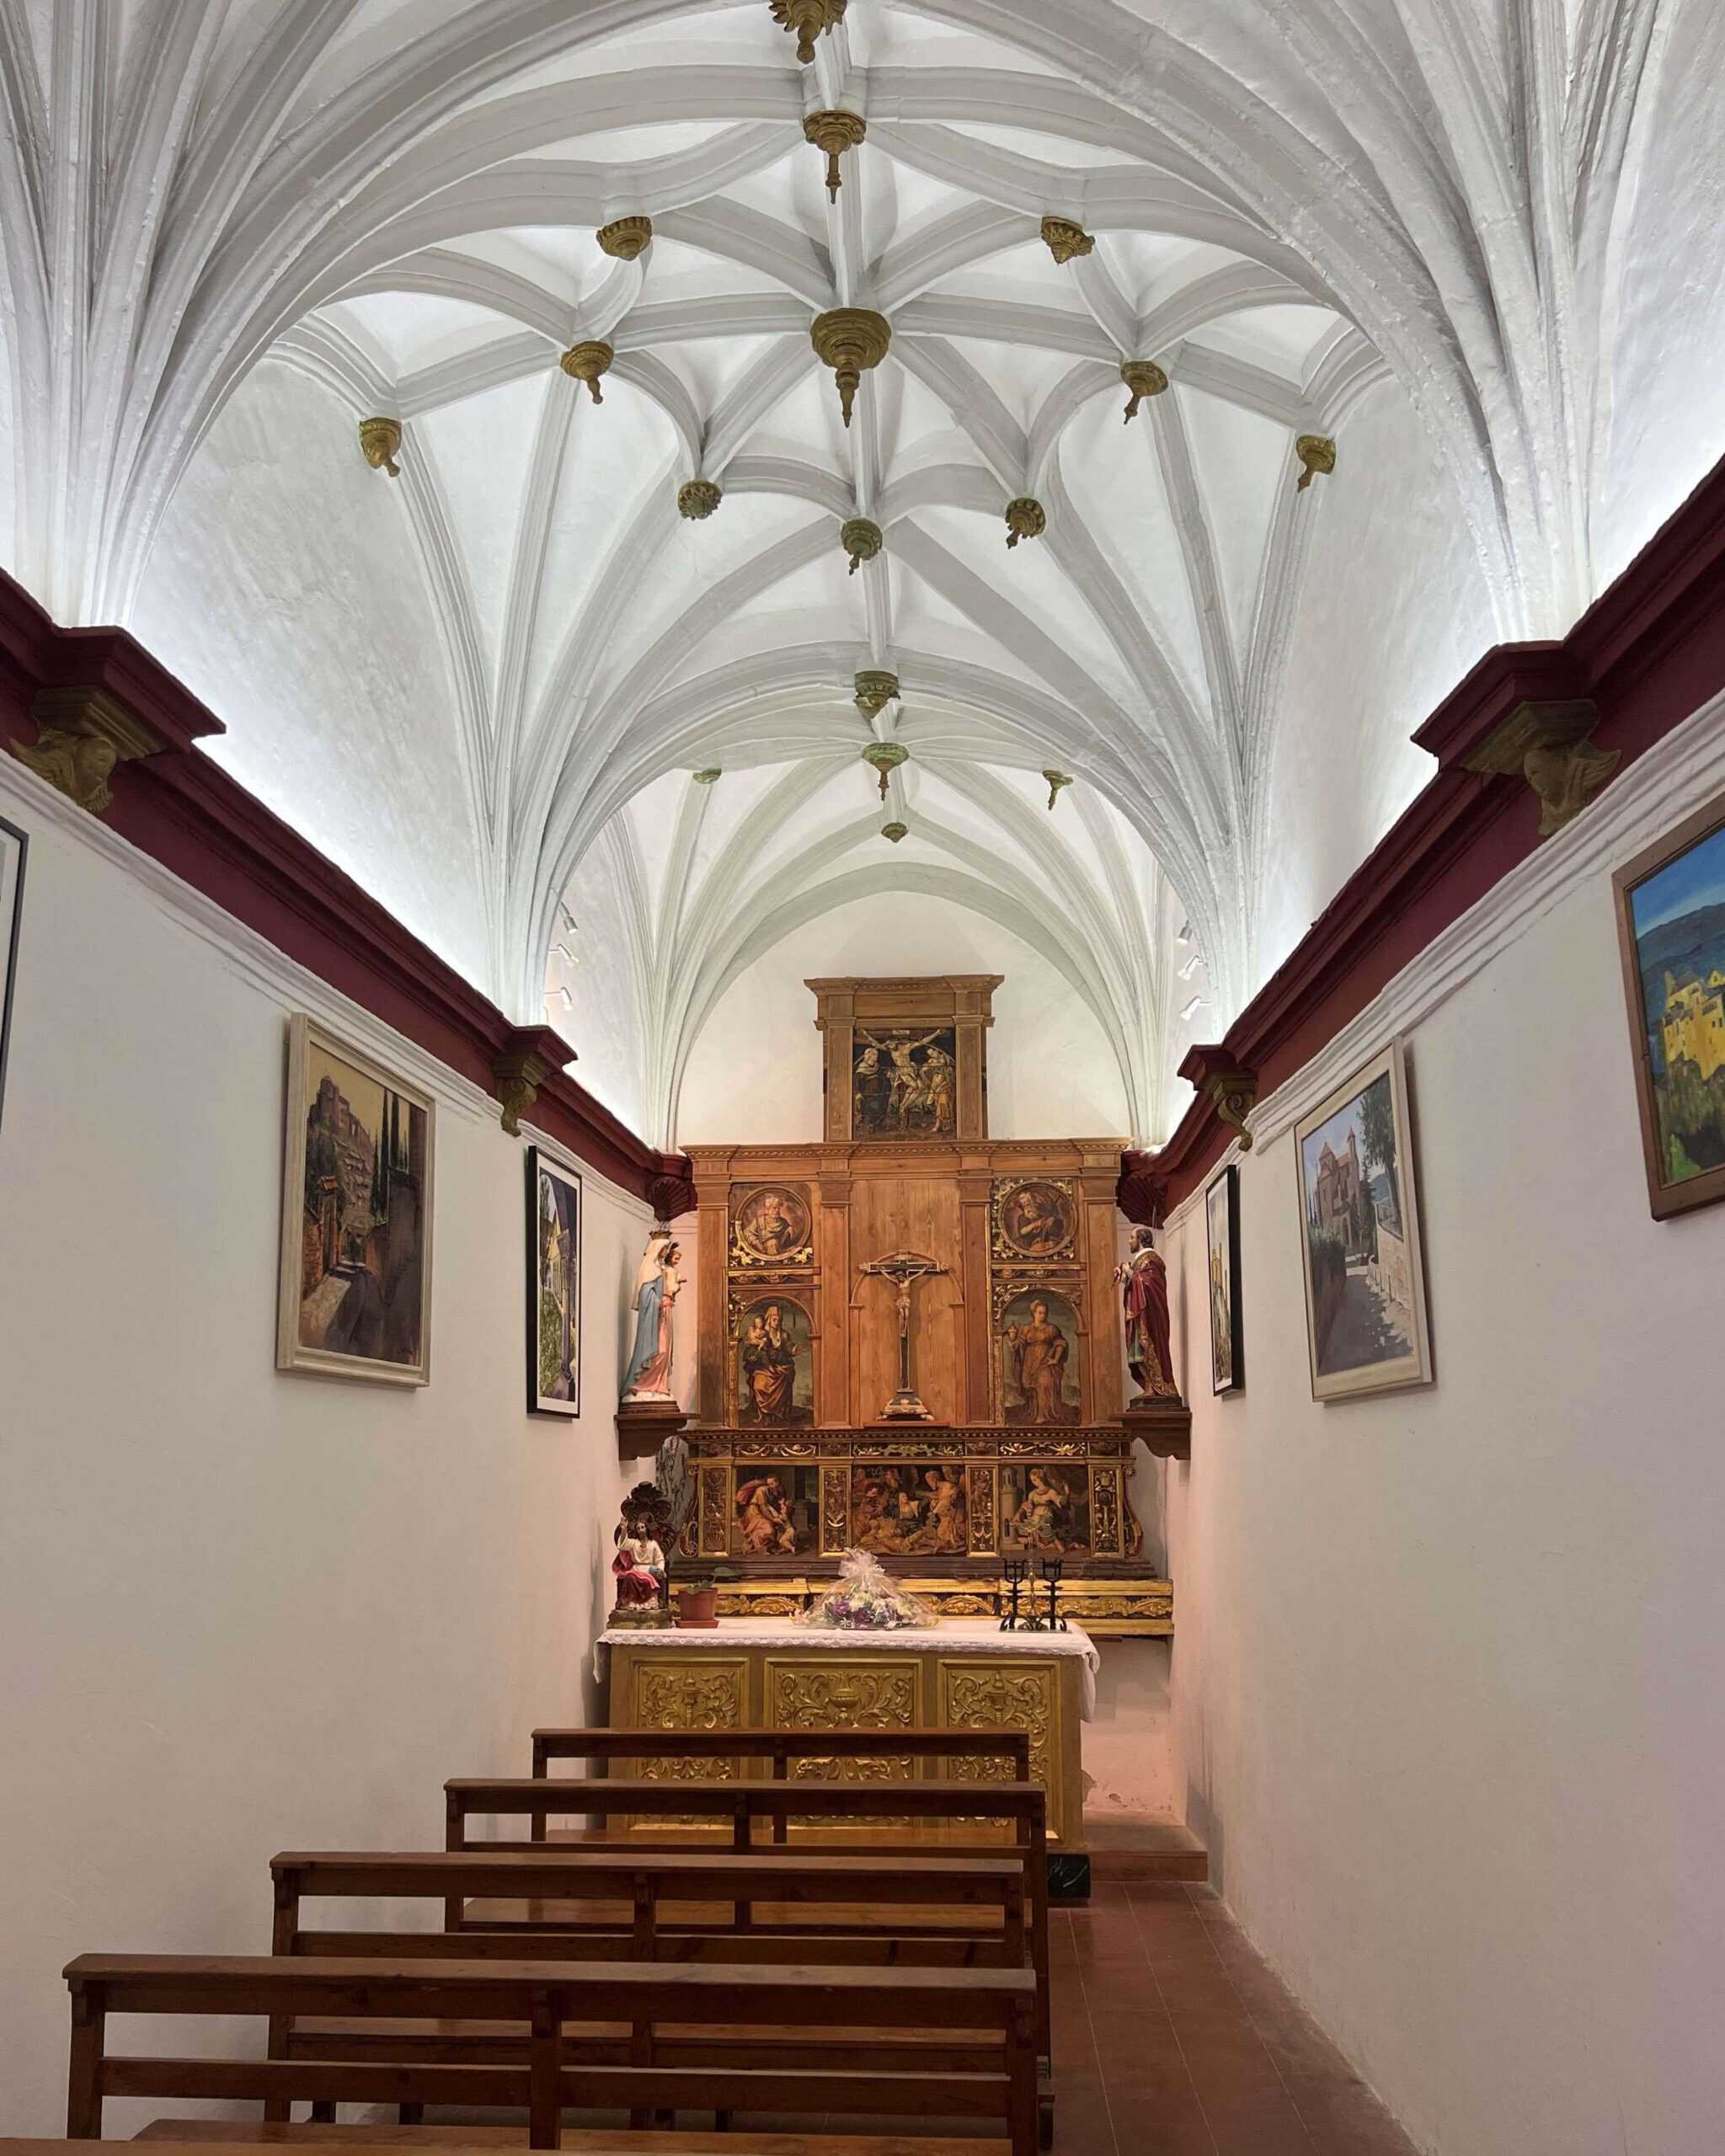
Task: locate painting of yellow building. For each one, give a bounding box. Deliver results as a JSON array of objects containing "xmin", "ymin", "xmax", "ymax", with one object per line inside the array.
[
  {"xmin": 1621, "ymin": 808, "xmax": 1725, "ymax": 1207},
  {"xmin": 1663, "ymin": 969, "xmax": 1725, "ymax": 1084}
]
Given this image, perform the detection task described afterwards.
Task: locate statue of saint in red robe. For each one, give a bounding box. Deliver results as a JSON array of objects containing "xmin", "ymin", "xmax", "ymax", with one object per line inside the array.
[{"xmin": 1116, "ymin": 1227, "xmax": 1181, "ymax": 1401}]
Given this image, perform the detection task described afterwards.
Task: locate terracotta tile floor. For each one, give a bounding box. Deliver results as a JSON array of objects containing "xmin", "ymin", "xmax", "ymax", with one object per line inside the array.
[{"xmin": 1047, "ymin": 1882, "xmax": 1418, "ymax": 2155}]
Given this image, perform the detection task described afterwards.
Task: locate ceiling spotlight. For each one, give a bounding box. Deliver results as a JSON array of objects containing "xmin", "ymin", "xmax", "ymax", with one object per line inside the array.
[{"xmin": 1179, "ymin": 995, "xmax": 1209, "ymax": 1022}]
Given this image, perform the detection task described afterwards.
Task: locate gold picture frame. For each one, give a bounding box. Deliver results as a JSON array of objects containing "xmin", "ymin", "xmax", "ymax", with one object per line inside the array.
[
  {"xmin": 1293, "ymin": 1039, "xmax": 1432, "ymax": 1401},
  {"xmin": 276, "ymin": 1012, "xmax": 435, "ymax": 1385}
]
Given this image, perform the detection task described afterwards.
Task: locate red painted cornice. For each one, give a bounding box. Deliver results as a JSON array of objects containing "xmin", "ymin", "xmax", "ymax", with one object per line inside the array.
[
  {"xmin": 0, "ymin": 569, "xmax": 687, "ymax": 1203},
  {"xmin": 1141, "ymin": 449, "xmax": 1725, "ymax": 1217}
]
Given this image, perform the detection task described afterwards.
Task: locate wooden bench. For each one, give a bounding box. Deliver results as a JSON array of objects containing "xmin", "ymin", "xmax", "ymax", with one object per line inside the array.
[
  {"xmin": 443, "ymin": 1776, "xmax": 1051, "ymax": 2065},
  {"xmin": 527, "ymin": 1728, "xmax": 1034, "ymax": 1843},
  {"xmin": 61, "ymin": 1953, "xmax": 1038, "ymax": 2152},
  {"xmin": 265, "ymin": 1848, "xmax": 1030, "ymax": 2123},
  {"xmin": 15, "ymin": 2131, "xmax": 1010, "ymax": 2156}
]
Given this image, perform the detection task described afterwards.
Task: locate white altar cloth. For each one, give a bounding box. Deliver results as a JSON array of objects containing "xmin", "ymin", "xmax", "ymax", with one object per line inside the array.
[{"xmin": 596, "ymin": 1616, "xmax": 1101, "ymax": 1720}]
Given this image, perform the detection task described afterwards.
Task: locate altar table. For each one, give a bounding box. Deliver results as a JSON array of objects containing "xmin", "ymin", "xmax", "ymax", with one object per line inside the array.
[{"xmin": 597, "ymin": 1617, "xmax": 1097, "ymax": 1848}]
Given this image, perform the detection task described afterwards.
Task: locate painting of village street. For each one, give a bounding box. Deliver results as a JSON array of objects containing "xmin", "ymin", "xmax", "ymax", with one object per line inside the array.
[
  {"xmin": 278, "ymin": 1016, "xmax": 432, "ymax": 1383},
  {"xmin": 1296, "ymin": 1044, "xmax": 1430, "ymax": 1400},
  {"xmin": 1619, "ymin": 803, "xmax": 1725, "ymax": 1216}
]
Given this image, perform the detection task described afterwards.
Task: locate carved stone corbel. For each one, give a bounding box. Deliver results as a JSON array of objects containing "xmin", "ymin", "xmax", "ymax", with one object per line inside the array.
[
  {"xmin": 559, "ymin": 340, "xmax": 614, "ymax": 403},
  {"xmin": 880, "ymin": 819, "xmax": 908, "ymax": 842},
  {"xmin": 1461, "ymin": 698, "xmax": 1620, "ymax": 837},
  {"xmin": 771, "ymin": 0, "xmax": 846, "ymax": 63},
  {"xmin": 596, "ymin": 216, "xmax": 653, "ymax": 260},
  {"xmin": 1115, "ymin": 1148, "xmax": 1169, "ymax": 1228},
  {"xmin": 10, "ymin": 686, "xmax": 164, "ymax": 817},
  {"xmin": 678, "ymin": 478, "xmax": 723, "ymax": 519},
  {"xmin": 804, "ymin": 109, "xmax": 866, "ymax": 200},
  {"xmin": 1120, "ymin": 360, "xmax": 1168, "ymax": 422},
  {"xmin": 1294, "ymin": 434, "xmax": 1336, "ymax": 491},
  {"xmin": 1004, "ymin": 498, "xmax": 1046, "ymax": 549},
  {"xmin": 358, "ymin": 417, "xmax": 402, "ymax": 477},
  {"xmin": 1178, "ymin": 1044, "xmax": 1259, "ymax": 1150},
  {"xmin": 810, "ymin": 308, "xmax": 890, "ymax": 426},
  {"xmin": 861, "ymin": 741, "xmax": 908, "ymax": 798},
  {"xmin": 853, "ymin": 669, "xmax": 899, "ymax": 717},
  {"xmin": 648, "ymin": 1165, "xmax": 697, "ymax": 1224},
  {"xmin": 492, "ymin": 1025, "xmax": 572, "ymax": 1137},
  {"xmin": 1041, "ymin": 216, "xmax": 1095, "ymax": 264},
  {"xmin": 841, "ymin": 516, "xmax": 883, "ymax": 573}
]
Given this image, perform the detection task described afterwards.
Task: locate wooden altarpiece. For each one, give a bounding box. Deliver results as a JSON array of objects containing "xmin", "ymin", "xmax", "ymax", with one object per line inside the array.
[{"xmin": 681, "ymin": 975, "xmax": 1170, "ymax": 1636}]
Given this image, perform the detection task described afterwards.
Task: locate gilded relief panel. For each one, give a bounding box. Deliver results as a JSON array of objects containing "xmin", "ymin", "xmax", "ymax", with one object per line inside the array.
[
  {"xmin": 766, "ymin": 1656, "xmax": 918, "ymax": 1790},
  {"xmin": 940, "ymin": 1658, "xmax": 1062, "ymax": 1839},
  {"xmin": 629, "ymin": 1657, "xmax": 749, "ymax": 1787}
]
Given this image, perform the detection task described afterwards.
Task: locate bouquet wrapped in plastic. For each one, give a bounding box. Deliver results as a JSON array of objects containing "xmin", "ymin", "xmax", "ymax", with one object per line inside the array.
[{"xmin": 797, "ymin": 1548, "xmax": 937, "ymax": 1630}]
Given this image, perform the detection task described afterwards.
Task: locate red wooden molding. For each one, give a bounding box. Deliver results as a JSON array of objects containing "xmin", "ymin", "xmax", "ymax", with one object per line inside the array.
[
  {"xmin": 1134, "ymin": 449, "xmax": 1725, "ymax": 1218},
  {"xmin": 0, "ymin": 571, "xmax": 688, "ymax": 1202}
]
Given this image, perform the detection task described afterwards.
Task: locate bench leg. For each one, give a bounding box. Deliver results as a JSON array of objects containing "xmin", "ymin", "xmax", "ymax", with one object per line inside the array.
[
  {"xmin": 714, "ymin": 2111, "xmax": 732, "ymax": 2132},
  {"xmin": 309, "ymin": 2102, "xmax": 336, "ymax": 2124},
  {"xmin": 398, "ymin": 2105, "xmax": 425, "ymax": 2126}
]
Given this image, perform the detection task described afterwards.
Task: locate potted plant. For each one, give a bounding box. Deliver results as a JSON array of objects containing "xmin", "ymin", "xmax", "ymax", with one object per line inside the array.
[{"xmin": 675, "ymin": 1561, "xmax": 721, "ymax": 1629}]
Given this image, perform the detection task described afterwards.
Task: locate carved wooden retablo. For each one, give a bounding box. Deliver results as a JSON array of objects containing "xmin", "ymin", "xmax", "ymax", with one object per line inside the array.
[{"xmin": 681, "ymin": 977, "xmax": 1172, "ymax": 1633}]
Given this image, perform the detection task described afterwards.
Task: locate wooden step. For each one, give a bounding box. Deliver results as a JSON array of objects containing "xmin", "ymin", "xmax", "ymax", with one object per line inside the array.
[{"xmin": 1081, "ymin": 1814, "xmax": 1208, "ymax": 1882}]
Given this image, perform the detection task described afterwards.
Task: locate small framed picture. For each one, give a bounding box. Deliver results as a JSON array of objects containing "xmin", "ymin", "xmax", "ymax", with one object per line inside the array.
[
  {"xmin": 1293, "ymin": 1040, "xmax": 1433, "ymax": 1401},
  {"xmin": 1613, "ymin": 789, "xmax": 1725, "ymax": 1220},
  {"xmin": 0, "ymin": 814, "xmax": 25, "ymax": 1130},
  {"xmin": 526, "ymin": 1147, "xmax": 582, "ymax": 1416},
  {"xmin": 1204, "ymin": 1163, "xmax": 1244, "ymax": 1395},
  {"xmin": 277, "ymin": 1013, "xmax": 435, "ymax": 1385}
]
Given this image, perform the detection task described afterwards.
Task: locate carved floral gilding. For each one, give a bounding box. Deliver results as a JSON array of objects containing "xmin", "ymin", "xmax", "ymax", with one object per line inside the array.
[
  {"xmin": 804, "ymin": 109, "xmax": 867, "ymax": 200},
  {"xmin": 357, "ymin": 416, "xmax": 402, "ymax": 476},
  {"xmin": 1040, "ymin": 215, "xmax": 1095, "ymax": 264},
  {"xmin": 1295, "ymin": 433, "xmax": 1337, "ymax": 491},
  {"xmin": 1005, "ymin": 498, "xmax": 1046, "ymax": 549},
  {"xmin": 596, "ymin": 216, "xmax": 654, "ymax": 260},
  {"xmin": 678, "ymin": 478, "xmax": 723, "ymax": 520},
  {"xmin": 810, "ymin": 307, "xmax": 891, "ymax": 427},
  {"xmin": 560, "ymin": 339, "xmax": 614, "ymax": 403},
  {"xmin": 771, "ymin": 0, "xmax": 847, "ymax": 63}
]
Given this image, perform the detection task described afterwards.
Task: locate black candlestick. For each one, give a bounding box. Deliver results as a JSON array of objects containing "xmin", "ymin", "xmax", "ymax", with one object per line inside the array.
[
  {"xmin": 1042, "ymin": 1557, "xmax": 1067, "ymax": 1633},
  {"xmin": 1000, "ymin": 1557, "xmax": 1027, "ymax": 1631}
]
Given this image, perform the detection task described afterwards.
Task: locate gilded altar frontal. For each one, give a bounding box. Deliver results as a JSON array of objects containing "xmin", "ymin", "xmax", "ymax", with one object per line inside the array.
[{"xmin": 680, "ymin": 975, "xmax": 1167, "ymax": 1633}]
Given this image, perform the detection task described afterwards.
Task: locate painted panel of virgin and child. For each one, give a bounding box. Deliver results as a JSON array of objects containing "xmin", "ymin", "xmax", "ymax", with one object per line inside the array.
[{"xmin": 734, "ymin": 1298, "xmax": 814, "ymax": 1424}]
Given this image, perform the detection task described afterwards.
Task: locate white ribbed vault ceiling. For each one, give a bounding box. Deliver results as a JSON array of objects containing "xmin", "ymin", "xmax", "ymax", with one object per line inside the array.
[{"xmin": 3, "ymin": 0, "xmax": 1722, "ymax": 1145}]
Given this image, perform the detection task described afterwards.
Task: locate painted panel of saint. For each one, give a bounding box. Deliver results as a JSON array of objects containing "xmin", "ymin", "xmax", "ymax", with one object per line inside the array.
[
  {"xmin": 732, "ymin": 1183, "xmax": 812, "ymax": 1265},
  {"xmin": 995, "ymin": 1178, "xmax": 1076, "ymax": 1259},
  {"xmin": 734, "ymin": 1298, "xmax": 814, "ymax": 1426},
  {"xmin": 852, "ymin": 1024, "xmax": 958, "ymax": 1138},
  {"xmin": 998, "ymin": 1289, "xmax": 1082, "ymax": 1426},
  {"xmin": 999, "ymin": 1463, "xmax": 1092, "ymax": 1556},
  {"xmin": 849, "ymin": 1463, "xmax": 969, "ymax": 1556},
  {"xmin": 732, "ymin": 1465, "xmax": 820, "ymax": 1557}
]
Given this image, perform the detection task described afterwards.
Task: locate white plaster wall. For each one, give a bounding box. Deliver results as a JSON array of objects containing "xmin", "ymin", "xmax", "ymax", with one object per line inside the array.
[
  {"xmin": 131, "ymin": 362, "xmax": 491, "ymax": 992},
  {"xmin": 0, "ymin": 776, "xmax": 653, "ymax": 2134},
  {"xmin": 1255, "ymin": 377, "xmax": 1495, "ymax": 988},
  {"xmin": 1157, "ymin": 755, "xmax": 1725, "ymax": 2150},
  {"xmin": 674, "ymin": 894, "xmax": 1131, "ymax": 1145},
  {"xmin": 1595, "ymin": 1, "xmax": 1725, "ymax": 590}
]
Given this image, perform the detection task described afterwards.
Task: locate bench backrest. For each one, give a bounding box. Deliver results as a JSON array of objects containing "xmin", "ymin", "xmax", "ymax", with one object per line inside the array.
[
  {"xmin": 63, "ymin": 1953, "xmax": 1036, "ymax": 2149},
  {"xmin": 270, "ymin": 1846, "xmax": 1027, "ymax": 1961},
  {"xmin": 531, "ymin": 1725, "xmax": 1033, "ymax": 1780}
]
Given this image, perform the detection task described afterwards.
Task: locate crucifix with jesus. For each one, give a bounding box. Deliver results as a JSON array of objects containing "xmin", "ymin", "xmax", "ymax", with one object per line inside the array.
[{"xmin": 857, "ymin": 1247, "xmax": 948, "ymax": 1421}]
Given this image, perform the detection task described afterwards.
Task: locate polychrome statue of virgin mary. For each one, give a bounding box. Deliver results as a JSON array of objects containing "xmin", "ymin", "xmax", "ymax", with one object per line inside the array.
[{"xmin": 622, "ymin": 1230, "xmax": 683, "ymax": 1401}]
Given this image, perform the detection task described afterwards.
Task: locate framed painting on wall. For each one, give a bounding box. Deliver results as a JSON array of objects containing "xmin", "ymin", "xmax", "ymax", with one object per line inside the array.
[
  {"xmin": 1293, "ymin": 1040, "xmax": 1432, "ymax": 1402},
  {"xmin": 1613, "ymin": 789, "xmax": 1725, "ymax": 1219},
  {"xmin": 0, "ymin": 815, "xmax": 25, "ymax": 1131},
  {"xmin": 276, "ymin": 1012, "xmax": 435, "ymax": 1385},
  {"xmin": 1205, "ymin": 1163, "xmax": 1244, "ymax": 1395},
  {"xmin": 526, "ymin": 1148, "xmax": 582, "ymax": 1415}
]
